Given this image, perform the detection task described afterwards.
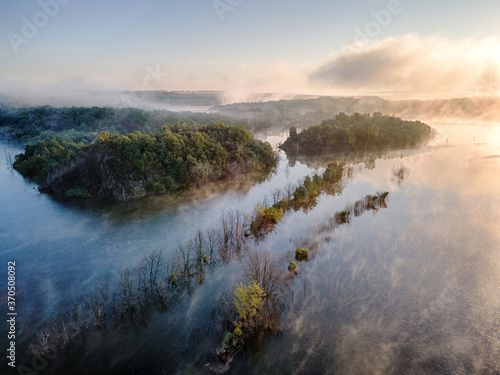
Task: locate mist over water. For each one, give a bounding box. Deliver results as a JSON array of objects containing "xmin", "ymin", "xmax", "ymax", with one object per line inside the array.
[{"xmin": 1, "ymin": 122, "xmax": 500, "ymax": 374}]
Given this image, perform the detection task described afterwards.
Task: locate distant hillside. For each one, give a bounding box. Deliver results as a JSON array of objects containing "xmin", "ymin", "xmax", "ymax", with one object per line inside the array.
[
  {"xmin": 0, "ymin": 90, "xmax": 316, "ymax": 110},
  {"xmin": 213, "ymin": 96, "xmax": 500, "ymax": 132},
  {"xmin": 2, "ymin": 96, "xmax": 498, "ymax": 143},
  {"xmin": 0, "ymin": 91, "xmax": 223, "ymax": 109}
]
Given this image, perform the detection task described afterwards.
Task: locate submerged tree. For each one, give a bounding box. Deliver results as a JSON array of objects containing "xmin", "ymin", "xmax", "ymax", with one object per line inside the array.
[
  {"xmin": 295, "ymin": 248, "xmax": 310, "ymax": 262},
  {"xmin": 244, "ymin": 250, "xmax": 285, "ymax": 330},
  {"xmin": 217, "ymin": 281, "xmax": 267, "ymax": 362},
  {"xmin": 233, "ymin": 281, "xmax": 267, "ymax": 327}
]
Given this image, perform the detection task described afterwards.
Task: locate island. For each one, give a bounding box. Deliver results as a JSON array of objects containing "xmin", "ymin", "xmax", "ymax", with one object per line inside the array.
[
  {"xmin": 14, "ymin": 122, "xmax": 276, "ymax": 201},
  {"xmin": 279, "ymin": 112, "xmax": 433, "ymax": 155}
]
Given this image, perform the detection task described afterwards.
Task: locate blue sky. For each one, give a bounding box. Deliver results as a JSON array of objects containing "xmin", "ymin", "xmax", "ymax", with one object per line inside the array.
[{"xmin": 1, "ymin": 0, "xmax": 499, "ymax": 99}]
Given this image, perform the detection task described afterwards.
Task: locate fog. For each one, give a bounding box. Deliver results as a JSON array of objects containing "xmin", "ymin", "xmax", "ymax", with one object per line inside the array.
[{"xmin": 308, "ymin": 33, "xmax": 500, "ymax": 99}]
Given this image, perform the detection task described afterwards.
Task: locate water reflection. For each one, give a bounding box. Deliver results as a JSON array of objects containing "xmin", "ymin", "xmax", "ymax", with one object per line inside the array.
[
  {"xmin": 391, "ymin": 164, "xmax": 410, "ymax": 187},
  {"xmin": 48, "ymin": 169, "xmax": 271, "ymax": 222},
  {"xmin": 24, "ymin": 188, "xmax": 390, "ymax": 374},
  {"xmin": 2, "ymin": 123, "xmax": 500, "ymax": 374},
  {"xmin": 250, "ymin": 125, "xmax": 500, "ymax": 375}
]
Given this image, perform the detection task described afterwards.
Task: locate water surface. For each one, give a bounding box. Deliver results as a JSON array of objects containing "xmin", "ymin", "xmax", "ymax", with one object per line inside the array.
[{"xmin": 1, "ymin": 122, "xmax": 499, "ymax": 374}]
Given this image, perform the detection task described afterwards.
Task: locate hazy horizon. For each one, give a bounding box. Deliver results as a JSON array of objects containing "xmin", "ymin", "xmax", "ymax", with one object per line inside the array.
[{"xmin": 1, "ymin": 0, "xmax": 499, "ymax": 102}]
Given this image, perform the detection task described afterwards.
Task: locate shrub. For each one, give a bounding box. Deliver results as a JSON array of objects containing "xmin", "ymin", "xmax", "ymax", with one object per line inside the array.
[
  {"xmin": 262, "ymin": 206, "xmax": 284, "ymax": 224},
  {"xmin": 335, "ymin": 210, "xmax": 350, "ymax": 224},
  {"xmin": 216, "ymin": 330, "xmax": 236, "ymax": 356},
  {"xmin": 218, "ymin": 281, "xmax": 266, "ymax": 360},
  {"xmin": 249, "ymin": 205, "xmax": 284, "ymax": 236},
  {"xmin": 295, "ymin": 248, "xmax": 309, "ymax": 262}
]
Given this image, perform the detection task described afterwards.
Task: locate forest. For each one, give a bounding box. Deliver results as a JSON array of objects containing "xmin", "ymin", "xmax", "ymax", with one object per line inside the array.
[
  {"xmin": 0, "ymin": 106, "xmax": 277, "ymax": 195},
  {"xmin": 0, "ymin": 105, "xmax": 236, "ymax": 144},
  {"xmin": 24, "ymin": 122, "xmax": 276, "ymax": 200},
  {"xmin": 0, "ymin": 103, "xmax": 305, "ymax": 145}
]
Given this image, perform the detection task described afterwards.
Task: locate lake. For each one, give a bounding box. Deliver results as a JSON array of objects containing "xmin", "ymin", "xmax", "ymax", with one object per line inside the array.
[{"xmin": 1, "ymin": 122, "xmax": 499, "ymax": 374}]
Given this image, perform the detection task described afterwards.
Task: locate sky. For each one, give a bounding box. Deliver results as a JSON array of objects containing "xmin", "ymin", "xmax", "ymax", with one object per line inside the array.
[{"xmin": 0, "ymin": 0, "xmax": 499, "ymax": 100}]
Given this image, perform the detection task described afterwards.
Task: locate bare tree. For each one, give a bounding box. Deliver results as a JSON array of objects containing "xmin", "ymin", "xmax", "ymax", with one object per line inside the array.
[
  {"xmin": 244, "ymin": 250, "xmax": 283, "ymax": 298},
  {"xmin": 29, "ymin": 328, "xmax": 51, "ymax": 359},
  {"xmin": 204, "ymin": 228, "xmax": 221, "ymax": 264},
  {"xmin": 143, "ymin": 250, "xmax": 164, "ymax": 288},
  {"xmin": 89, "ymin": 284, "xmax": 107, "ymax": 329},
  {"xmin": 261, "ymin": 195, "xmax": 269, "ymax": 208},
  {"xmin": 244, "ymin": 250, "xmax": 285, "ymax": 330},
  {"xmin": 220, "ymin": 211, "xmax": 234, "ymax": 262},
  {"xmin": 193, "ymin": 230, "xmax": 204, "ymax": 271},
  {"xmin": 233, "ymin": 210, "xmax": 245, "ymax": 257},
  {"xmin": 285, "ymin": 182, "xmax": 295, "ymax": 202},
  {"xmin": 66, "ymin": 304, "xmax": 90, "ymax": 338},
  {"xmin": 271, "ymin": 187, "xmax": 283, "ymax": 206},
  {"xmin": 119, "ymin": 268, "xmax": 134, "ymax": 301},
  {"xmin": 176, "ymin": 241, "xmax": 195, "ymax": 279},
  {"xmin": 118, "ymin": 267, "xmax": 136, "ymax": 320},
  {"xmin": 165, "ymin": 257, "xmax": 181, "ymax": 286},
  {"xmin": 50, "ymin": 321, "xmax": 70, "ymax": 350},
  {"xmin": 219, "ymin": 210, "xmax": 246, "ymax": 262}
]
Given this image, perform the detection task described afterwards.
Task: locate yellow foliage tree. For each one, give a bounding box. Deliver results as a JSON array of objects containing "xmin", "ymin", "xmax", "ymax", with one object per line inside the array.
[{"xmin": 233, "ymin": 280, "xmax": 266, "ymax": 324}]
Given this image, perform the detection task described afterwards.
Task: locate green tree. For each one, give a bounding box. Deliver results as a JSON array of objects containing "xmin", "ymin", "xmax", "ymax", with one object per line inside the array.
[
  {"xmin": 323, "ymin": 162, "xmax": 344, "ymax": 184},
  {"xmin": 233, "ymin": 280, "xmax": 266, "ymax": 323},
  {"xmin": 295, "ymin": 248, "xmax": 310, "ymax": 262}
]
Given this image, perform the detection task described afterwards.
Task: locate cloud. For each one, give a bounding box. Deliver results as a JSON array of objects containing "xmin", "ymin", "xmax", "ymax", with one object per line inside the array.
[{"xmin": 308, "ymin": 33, "xmax": 500, "ymax": 99}]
